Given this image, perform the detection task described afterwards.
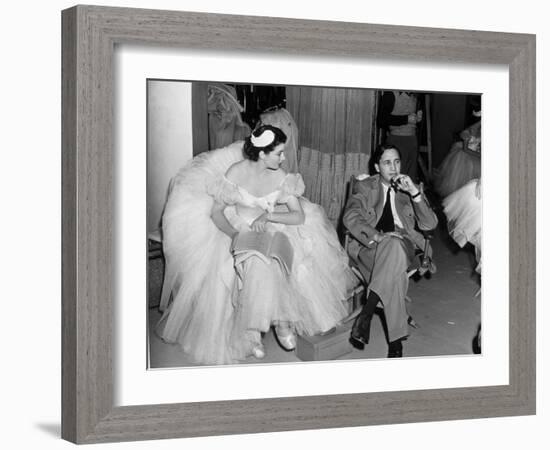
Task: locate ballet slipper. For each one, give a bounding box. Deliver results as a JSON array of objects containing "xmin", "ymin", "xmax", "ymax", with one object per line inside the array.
[
  {"xmin": 275, "ymin": 326, "xmax": 296, "ymax": 351},
  {"xmin": 251, "ymin": 343, "xmax": 266, "ymax": 359}
]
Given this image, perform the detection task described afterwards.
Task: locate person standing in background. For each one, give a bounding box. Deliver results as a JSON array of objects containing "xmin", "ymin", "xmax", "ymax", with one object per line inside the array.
[{"xmin": 377, "ymin": 91, "xmax": 423, "ymax": 182}]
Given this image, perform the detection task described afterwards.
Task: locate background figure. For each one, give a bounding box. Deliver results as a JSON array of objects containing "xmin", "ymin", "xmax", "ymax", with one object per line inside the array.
[
  {"xmin": 442, "ymin": 177, "xmax": 482, "ymax": 352},
  {"xmin": 434, "ymin": 116, "xmax": 481, "ymax": 198},
  {"xmin": 207, "ymin": 83, "xmax": 251, "ymax": 149},
  {"xmin": 377, "ymin": 91, "xmax": 423, "ymax": 182},
  {"xmin": 442, "ymin": 178, "xmax": 482, "ymax": 273}
]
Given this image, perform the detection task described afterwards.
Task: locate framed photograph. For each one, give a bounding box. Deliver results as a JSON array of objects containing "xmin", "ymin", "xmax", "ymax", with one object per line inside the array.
[{"xmin": 62, "ymin": 5, "xmax": 535, "ymax": 444}]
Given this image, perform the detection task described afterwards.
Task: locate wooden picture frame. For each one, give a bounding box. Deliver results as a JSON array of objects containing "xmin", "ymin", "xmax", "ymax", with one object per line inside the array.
[{"xmin": 61, "ymin": 5, "xmax": 535, "ymax": 444}]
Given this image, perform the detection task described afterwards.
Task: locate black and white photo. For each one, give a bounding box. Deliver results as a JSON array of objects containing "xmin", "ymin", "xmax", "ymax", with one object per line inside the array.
[{"xmin": 147, "ymin": 81, "xmax": 483, "ymax": 367}]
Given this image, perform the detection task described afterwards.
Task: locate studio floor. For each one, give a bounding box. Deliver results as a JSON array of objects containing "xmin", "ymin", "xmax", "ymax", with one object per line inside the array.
[{"xmin": 148, "ymin": 212, "xmax": 482, "ymax": 368}]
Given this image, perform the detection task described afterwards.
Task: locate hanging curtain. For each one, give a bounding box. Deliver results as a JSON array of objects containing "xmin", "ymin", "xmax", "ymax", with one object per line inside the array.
[
  {"xmin": 298, "ymin": 147, "xmax": 370, "ymax": 225},
  {"xmin": 287, "ymin": 86, "xmax": 375, "ymax": 155},
  {"xmin": 287, "ymin": 86, "xmax": 376, "ymax": 225}
]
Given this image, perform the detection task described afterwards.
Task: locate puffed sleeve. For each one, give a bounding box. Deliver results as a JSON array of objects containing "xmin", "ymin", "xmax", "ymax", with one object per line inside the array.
[
  {"xmin": 278, "ymin": 173, "xmax": 306, "ymax": 203},
  {"xmin": 206, "ymin": 176, "xmax": 241, "ymax": 205}
]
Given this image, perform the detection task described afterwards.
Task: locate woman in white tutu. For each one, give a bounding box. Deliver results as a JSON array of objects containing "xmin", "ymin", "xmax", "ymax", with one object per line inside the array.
[
  {"xmin": 156, "ymin": 124, "xmax": 356, "ymax": 365},
  {"xmin": 443, "ymin": 178, "xmax": 482, "ymax": 350},
  {"xmin": 442, "ymin": 178, "xmax": 482, "ymax": 273}
]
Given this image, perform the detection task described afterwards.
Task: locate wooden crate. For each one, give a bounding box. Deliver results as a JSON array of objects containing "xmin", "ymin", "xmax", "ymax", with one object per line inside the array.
[
  {"xmin": 296, "ymin": 322, "xmax": 354, "ymax": 361},
  {"xmin": 295, "ymin": 285, "xmax": 364, "ymax": 361}
]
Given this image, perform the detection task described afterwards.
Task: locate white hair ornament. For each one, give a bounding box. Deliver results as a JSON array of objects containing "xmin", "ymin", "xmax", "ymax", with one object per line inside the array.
[{"xmin": 250, "ymin": 129, "xmax": 275, "ymax": 147}]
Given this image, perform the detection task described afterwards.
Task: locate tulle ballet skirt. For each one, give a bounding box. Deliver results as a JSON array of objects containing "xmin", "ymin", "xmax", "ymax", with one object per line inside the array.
[
  {"xmin": 442, "ymin": 179, "xmax": 481, "ymax": 272},
  {"xmin": 156, "ymin": 141, "xmax": 357, "ymax": 365},
  {"xmin": 434, "ymin": 143, "xmax": 481, "ymax": 198}
]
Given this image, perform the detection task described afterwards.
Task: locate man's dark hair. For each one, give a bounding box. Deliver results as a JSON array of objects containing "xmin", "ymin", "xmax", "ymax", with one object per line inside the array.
[{"xmin": 368, "ymin": 143, "xmax": 402, "ymax": 174}]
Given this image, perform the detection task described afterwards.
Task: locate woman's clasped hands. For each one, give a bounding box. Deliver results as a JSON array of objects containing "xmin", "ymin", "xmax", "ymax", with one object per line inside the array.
[{"xmin": 251, "ymin": 212, "xmax": 270, "ymax": 232}]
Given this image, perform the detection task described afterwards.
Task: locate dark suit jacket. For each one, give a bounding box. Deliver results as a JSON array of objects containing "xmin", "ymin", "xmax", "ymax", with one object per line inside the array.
[{"xmin": 343, "ymin": 174, "xmax": 438, "ymax": 262}]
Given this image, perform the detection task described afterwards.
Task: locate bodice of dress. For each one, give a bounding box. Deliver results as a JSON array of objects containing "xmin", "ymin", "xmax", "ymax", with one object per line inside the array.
[
  {"xmin": 235, "ymin": 188, "xmax": 280, "ymax": 224},
  {"xmin": 207, "ymin": 173, "xmax": 306, "ymax": 226}
]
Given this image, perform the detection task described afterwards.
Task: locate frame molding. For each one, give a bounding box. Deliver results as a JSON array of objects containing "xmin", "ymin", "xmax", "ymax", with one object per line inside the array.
[{"xmin": 62, "ymin": 5, "xmax": 536, "ymax": 444}]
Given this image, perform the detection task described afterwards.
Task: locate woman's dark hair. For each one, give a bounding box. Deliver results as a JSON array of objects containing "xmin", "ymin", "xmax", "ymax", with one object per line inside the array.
[
  {"xmin": 243, "ymin": 124, "xmax": 287, "ymax": 161},
  {"xmin": 368, "ymin": 143, "xmax": 402, "ymax": 174}
]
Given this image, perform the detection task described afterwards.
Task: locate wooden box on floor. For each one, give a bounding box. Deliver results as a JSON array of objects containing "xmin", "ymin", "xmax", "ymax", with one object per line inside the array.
[
  {"xmin": 296, "ymin": 285, "xmax": 364, "ymax": 361},
  {"xmin": 296, "ymin": 322, "xmax": 354, "ymax": 361}
]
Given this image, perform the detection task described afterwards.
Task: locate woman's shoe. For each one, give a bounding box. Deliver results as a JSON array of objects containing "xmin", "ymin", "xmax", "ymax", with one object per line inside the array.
[
  {"xmin": 251, "ymin": 344, "xmax": 266, "ymax": 359},
  {"xmin": 275, "ymin": 326, "xmax": 296, "ymax": 351}
]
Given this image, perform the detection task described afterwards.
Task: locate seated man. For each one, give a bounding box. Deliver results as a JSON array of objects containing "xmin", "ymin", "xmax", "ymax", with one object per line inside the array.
[{"xmin": 343, "ymin": 143, "xmax": 438, "ymax": 357}]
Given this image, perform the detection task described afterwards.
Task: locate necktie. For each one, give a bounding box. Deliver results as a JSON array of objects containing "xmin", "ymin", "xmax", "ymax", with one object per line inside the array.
[{"xmin": 376, "ymin": 187, "xmax": 395, "ymax": 233}]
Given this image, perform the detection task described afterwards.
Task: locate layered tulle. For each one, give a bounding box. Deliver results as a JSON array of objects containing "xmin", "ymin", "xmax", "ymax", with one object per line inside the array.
[
  {"xmin": 442, "ymin": 179, "xmax": 482, "ymax": 272},
  {"xmin": 434, "ymin": 143, "xmax": 481, "ymax": 198},
  {"xmin": 156, "ymin": 142, "xmax": 356, "ymax": 365},
  {"xmin": 156, "ymin": 142, "xmax": 244, "ymax": 365}
]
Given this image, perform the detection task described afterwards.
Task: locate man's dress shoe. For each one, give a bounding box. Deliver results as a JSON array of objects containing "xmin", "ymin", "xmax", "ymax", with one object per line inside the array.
[{"xmin": 387, "ymin": 340, "xmax": 403, "ymax": 358}]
